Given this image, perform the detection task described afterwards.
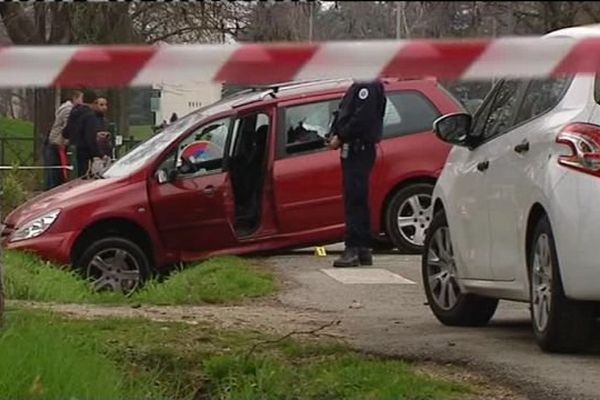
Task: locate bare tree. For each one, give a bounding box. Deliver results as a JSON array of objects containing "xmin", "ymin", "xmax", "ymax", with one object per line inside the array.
[
  {"xmin": 0, "ymin": 3, "xmax": 72, "ymax": 163},
  {"xmin": 0, "ymin": 2, "xmax": 250, "ymax": 145},
  {"xmin": 131, "ymin": 2, "xmax": 251, "ymax": 44},
  {"xmin": 240, "ymin": 2, "xmax": 313, "ymax": 42}
]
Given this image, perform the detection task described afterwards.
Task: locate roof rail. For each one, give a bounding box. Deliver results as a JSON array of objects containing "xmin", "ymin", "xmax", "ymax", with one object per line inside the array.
[
  {"xmin": 246, "ymin": 78, "xmax": 351, "ymax": 94},
  {"xmin": 228, "ymin": 78, "xmax": 351, "ymax": 109},
  {"xmin": 231, "ymin": 89, "xmax": 277, "ymax": 109}
]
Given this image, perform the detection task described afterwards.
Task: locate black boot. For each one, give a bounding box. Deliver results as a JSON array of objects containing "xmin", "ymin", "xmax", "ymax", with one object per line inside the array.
[
  {"xmin": 358, "ymin": 247, "xmax": 373, "ymax": 266},
  {"xmin": 333, "ymin": 247, "xmax": 359, "ymax": 268}
]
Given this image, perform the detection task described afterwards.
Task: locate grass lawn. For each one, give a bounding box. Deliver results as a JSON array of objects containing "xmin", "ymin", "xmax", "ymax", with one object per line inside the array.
[
  {"xmin": 0, "ymin": 309, "xmax": 473, "ymax": 400},
  {"xmin": 128, "ymin": 124, "xmax": 153, "ymax": 140},
  {"xmin": 0, "ymin": 116, "xmax": 33, "ymax": 138},
  {"xmin": 3, "ymin": 251, "xmax": 276, "ymax": 306},
  {"xmin": 0, "ymin": 117, "xmax": 36, "ymax": 165},
  {"xmin": 0, "ymin": 117, "xmax": 151, "ymax": 140}
]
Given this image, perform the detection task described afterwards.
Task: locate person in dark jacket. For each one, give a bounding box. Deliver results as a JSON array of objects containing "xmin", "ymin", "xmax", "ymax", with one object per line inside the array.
[
  {"xmin": 328, "ymin": 79, "xmax": 387, "ymax": 268},
  {"xmin": 63, "ymin": 90, "xmax": 109, "ymax": 177},
  {"xmin": 94, "ymin": 97, "xmax": 114, "ymax": 172}
]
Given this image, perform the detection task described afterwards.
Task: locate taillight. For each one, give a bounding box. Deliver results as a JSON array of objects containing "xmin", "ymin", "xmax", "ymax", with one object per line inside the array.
[{"xmin": 556, "ymin": 123, "xmax": 600, "ymax": 176}]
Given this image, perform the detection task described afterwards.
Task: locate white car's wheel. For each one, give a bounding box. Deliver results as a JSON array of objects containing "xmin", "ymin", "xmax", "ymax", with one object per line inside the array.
[
  {"xmin": 529, "ymin": 216, "xmax": 595, "ymax": 353},
  {"xmin": 422, "ymin": 211, "xmax": 498, "ymax": 326}
]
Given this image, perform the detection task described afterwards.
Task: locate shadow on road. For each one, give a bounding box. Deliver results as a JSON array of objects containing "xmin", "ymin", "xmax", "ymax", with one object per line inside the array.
[{"xmin": 482, "ymin": 317, "xmax": 600, "ymax": 355}]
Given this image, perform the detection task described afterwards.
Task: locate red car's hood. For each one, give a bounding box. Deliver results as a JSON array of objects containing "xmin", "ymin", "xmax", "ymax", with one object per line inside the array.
[{"xmin": 4, "ymin": 178, "xmax": 121, "ymax": 227}]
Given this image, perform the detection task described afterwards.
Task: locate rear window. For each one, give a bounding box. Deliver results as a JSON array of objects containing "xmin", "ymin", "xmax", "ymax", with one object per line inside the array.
[
  {"xmin": 383, "ymin": 91, "xmax": 441, "ymax": 138},
  {"xmin": 514, "ymin": 76, "xmax": 572, "ymax": 125}
]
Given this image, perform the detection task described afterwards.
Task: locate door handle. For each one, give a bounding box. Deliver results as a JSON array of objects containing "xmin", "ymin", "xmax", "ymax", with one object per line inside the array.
[
  {"xmin": 514, "ymin": 141, "xmax": 530, "ymax": 154},
  {"xmin": 202, "ymin": 185, "xmax": 216, "ymax": 196},
  {"xmin": 477, "ymin": 161, "xmax": 489, "ymax": 172}
]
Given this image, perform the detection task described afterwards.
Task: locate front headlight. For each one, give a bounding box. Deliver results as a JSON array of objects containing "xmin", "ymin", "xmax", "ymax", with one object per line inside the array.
[{"xmin": 10, "ymin": 209, "xmax": 61, "ymax": 243}]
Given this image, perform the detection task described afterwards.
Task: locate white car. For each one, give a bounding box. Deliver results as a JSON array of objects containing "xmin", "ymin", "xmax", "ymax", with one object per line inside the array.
[{"xmin": 424, "ymin": 25, "xmax": 600, "ymax": 353}]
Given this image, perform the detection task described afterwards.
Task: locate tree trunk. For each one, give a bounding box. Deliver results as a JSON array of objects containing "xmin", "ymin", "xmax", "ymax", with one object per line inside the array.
[
  {"xmin": 8, "ymin": 93, "xmax": 15, "ymax": 119},
  {"xmin": 107, "ymin": 88, "xmax": 130, "ymax": 136},
  {"xmin": 33, "ymin": 89, "xmax": 56, "ymax": 164},
  {"xmin": 0, "ymin": 3, "xmax": 71, "ymax": 165}
]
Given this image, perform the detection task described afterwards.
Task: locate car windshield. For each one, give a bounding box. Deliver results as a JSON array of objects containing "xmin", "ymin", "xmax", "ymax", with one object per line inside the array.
[{"xmin": 102, "ymin": 111, "xmax": 205, "ymax": 179}]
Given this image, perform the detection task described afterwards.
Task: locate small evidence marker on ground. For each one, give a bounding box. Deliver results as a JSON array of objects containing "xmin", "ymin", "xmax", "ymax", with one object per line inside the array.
[{"xmin": 315, "ymin": 246, "xmax": 327, "ymax": 257}]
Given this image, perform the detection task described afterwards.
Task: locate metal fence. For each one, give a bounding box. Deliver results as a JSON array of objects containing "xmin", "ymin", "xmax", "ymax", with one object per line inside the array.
[
  {"xmin": 0, "ymin": 136, "xmax": 142, "ymax": 166},
  {"xmin": 0, "ymin": 136, "xmax": 143, "ymax": 198},
  {"xmin": 0, "ymin": 137, "xmax": 35, "ymax": 166}
]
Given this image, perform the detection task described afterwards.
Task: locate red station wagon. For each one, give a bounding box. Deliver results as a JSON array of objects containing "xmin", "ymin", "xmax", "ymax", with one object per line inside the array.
[{"xmin": 1, "ymin": 78, "xmax": 462, "ymax": 294}]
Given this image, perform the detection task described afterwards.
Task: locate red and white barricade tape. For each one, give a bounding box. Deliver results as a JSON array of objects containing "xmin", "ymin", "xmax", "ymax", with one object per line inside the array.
[{"xmin": 1, "ymin": 37, "xmax": 600, "ymax": 87}]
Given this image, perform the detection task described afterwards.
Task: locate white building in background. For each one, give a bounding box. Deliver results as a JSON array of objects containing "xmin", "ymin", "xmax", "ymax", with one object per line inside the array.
[{"xmin": 151, "ymin": 81, "xmax": 223, "ymax": 126}]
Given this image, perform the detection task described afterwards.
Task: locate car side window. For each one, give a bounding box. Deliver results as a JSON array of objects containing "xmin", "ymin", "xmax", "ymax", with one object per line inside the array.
[
  {"xmin": 475, "ymin": 80, "xmax": 522, "ymax": 141},
  {"xmin": 175, "ymin": 117, "xmax": 232, "ymax": 177},
  {"xmin": 280, "ymin": 99, "xmax": 341, "ymax": 157},
  {"xmin": 383, "ymin": 91, "xmax": 441, "ymax": 138},
  {"xmin": 514, "ymin": 77, "xmax": 572, "ymax": 125}
]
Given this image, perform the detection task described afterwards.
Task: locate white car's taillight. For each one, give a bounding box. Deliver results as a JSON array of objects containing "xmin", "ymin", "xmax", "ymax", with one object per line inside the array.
[{"xmin": 556, "ymin": 123, "xmax": 600, "ymax": 176}]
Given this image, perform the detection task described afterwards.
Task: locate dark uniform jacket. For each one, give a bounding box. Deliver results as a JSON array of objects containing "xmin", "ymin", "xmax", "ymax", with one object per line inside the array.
[{"xmin": 334, "ymin": 80, "xmax": 387, "ymax": 144}]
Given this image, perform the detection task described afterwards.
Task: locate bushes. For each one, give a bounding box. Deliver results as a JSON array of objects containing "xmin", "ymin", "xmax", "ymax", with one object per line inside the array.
[
  {"xmin": 0, "ymin": 166, "xmax": 27, "ymax": 218},
  {"xmin": 0, "ymin": 253, "xmax": 4, "ymax": 326}
]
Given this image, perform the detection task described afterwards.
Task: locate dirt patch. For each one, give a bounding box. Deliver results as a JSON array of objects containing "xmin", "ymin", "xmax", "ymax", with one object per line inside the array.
[
  {"xmin": 414, "ymin": 362, "xmax": 527, "ymax": 400},
  {"xmin": 9, "ymin": 300, "xmax": 348, "ymax": 338}
]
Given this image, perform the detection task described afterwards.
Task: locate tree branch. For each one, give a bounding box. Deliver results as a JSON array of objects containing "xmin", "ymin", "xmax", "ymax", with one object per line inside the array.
[
  {"xmin": 0, "ymin": 3, "xmax": 40, "ymax": 44},
  {"xmin": 582, "ymin": 3, "xmax": 600, "ymax": 22},
  {"xmin": 147, "ymin": 26, "xmax": 201, "ymax": 43},
  {"xmin": 243, "ymin": 320, "xmax": 342, "ymax": 361},
  {"xmin": 48, "ymin": 3, "xmax": 72, "ymax": 44}
]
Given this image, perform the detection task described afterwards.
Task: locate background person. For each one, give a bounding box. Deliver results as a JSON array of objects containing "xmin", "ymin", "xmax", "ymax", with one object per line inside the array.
[{"xmin": 43, "ymin": 89, "xmax": 83, "ymax": 190}]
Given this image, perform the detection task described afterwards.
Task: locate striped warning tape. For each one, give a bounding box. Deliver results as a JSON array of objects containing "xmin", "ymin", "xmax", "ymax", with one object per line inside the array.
[{"xmin": 1, "ymin": 36, "xmax": 600, "ymax": 87}]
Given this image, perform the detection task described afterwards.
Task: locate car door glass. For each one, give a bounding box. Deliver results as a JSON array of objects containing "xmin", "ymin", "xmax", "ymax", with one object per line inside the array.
[
  {"xmin": 479, "ymin": 80, "xmax": 522, "ymax": 140},
  {"xmin": 514, "ymin": 77, "xmax": 572, "ymax": 125},
  {"xmin": 383, "ymin": 91, "xmax": 440, "ymax": 138},
  {"xmin": 282, "ymin": 99, "xmax": 340, "ymax": 156},
  {"xmin": 470, "ymin": 87, "xmax": 497, "ymax": 138},
  {"xmin": 176, "ymin": 117, "xmax": 231, "ymax": 177},
  {"xmin": 230, "ymin": 112, "xmax": 270, "ymax": 165}
]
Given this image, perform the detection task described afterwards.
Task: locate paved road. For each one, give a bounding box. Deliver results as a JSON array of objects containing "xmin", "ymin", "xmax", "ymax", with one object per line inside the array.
[{"xmin": 267, "ymin": 246, "xmax": 600, "ymax": 400}]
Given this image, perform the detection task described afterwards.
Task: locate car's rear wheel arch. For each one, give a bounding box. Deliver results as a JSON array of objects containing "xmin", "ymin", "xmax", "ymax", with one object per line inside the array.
[
  {"xmin": 526, "ymin": 203, "xmax": 548, "ymax": 272},
  {"xmin": 71, "ymin": 218, "xmax": 155, "ymax": 269},
  {"xmin": 379, "ymin": 176, "xmax": 437, "ymax": 233},
  {"xmin": 433, "ymin": 198, "xmax": 445, "ymax": 218}
]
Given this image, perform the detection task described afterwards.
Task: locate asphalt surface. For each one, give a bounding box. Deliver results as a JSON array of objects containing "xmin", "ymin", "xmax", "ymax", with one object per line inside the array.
[{"xmin": 268, "ymin": 246, "xmax": 600, "ymax": 400}]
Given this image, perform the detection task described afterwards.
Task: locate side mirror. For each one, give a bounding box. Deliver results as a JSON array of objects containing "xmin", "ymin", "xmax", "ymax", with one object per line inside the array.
[
  {"xmin": 433, "ymin": 113, "xmax": 473, "ymax": 146},
  {"xmin": 156, "ymin": 169, "xmax": 178, "ymax": 184}
]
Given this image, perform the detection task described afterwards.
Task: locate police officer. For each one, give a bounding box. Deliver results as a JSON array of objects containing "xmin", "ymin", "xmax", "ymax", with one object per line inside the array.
[{"xmin": 329, "ymin": 79, "xmax": 386, "ymax": 268}]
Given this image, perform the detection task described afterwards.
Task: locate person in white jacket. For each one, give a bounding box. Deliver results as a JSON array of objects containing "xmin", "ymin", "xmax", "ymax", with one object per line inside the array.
[{"xmin": 43, "ymin": 90, "xmax": 83, "ymax": 190}]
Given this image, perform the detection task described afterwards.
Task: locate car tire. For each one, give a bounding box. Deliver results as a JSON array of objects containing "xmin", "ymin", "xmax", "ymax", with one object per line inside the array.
[
  {"xmin": 529, "ymin": 216, "xmax": 595, "ymax": 353},
  {"xmin": 422, "ymin": 211, "xmax": 499, "ymax": 326},
  {"xmin": 385, "ymin": 183, "xmax": 435, "ymax": 254},
  {"xmin": 77, "ymin": 237, "xmax": 151, "ymax": 297}
]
